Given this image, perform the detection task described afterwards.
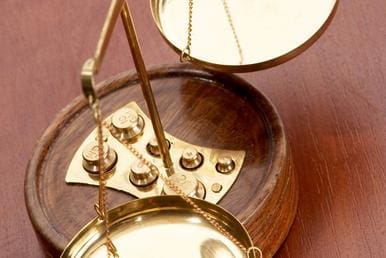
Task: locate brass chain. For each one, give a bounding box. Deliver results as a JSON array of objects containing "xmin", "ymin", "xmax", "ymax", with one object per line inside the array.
[
  {"xmin": 90, "ymin": 99, "xmax": 119, "ymax": 258},
  {"xmin": 221, "ymin": 0, "xmax": 243, "ymax": 65},
  {"xmin": 103, "ymin": 120, "xmax": 262, "ymax": 258},
  {"xmin": 180, "ymin": 0, "xmax": 194, "ymax": 62},
  {"xmin": 181, "ymin": 0, "xmax": 244, "ymax": 65}
]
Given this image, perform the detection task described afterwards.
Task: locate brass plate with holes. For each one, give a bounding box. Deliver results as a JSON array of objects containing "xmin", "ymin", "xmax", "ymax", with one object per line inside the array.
[
  {"xmin": 151, "ymin": 0, "xmax": 338, "ymax": 72},
  {"xmin": 65, "ymin": 102, "xmax": 245, "ymax": 204},
  {"xmin": 61, "ymin": 196, "xmax": 255, "ymax": 258}
]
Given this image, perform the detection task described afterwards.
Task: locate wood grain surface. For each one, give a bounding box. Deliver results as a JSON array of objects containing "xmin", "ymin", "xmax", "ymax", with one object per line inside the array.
[{"xmin": 1, "ymin": 0, "xmax": 385, "ymax": 257}]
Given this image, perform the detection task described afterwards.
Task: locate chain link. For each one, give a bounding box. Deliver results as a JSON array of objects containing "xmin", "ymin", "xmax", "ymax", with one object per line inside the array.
[
  {"xmin": 91, "ymin": 98, "xmax": 119, "ymax": 258},
  {"xmin": 181, "ymin": 0, "xmax": 243, "ymax": 64},
  {"xmin": 180, "ymin": 0, "xmax": 194, "ymax": 62},
  {"xmin": 221, "ymin": 0, "xmax": 243, "ymax": 65}
]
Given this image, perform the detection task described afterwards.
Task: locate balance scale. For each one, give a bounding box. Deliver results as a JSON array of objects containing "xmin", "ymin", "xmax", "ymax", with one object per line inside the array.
[{"xmin": 25, "ymin": 0, "xmax": 338, "ymax": 257}]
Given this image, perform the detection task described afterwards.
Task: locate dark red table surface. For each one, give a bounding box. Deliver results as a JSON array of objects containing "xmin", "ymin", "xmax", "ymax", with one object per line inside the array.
[{"xmin": 1, "ymin": 1, "xmax": 385, "ymax": 257}]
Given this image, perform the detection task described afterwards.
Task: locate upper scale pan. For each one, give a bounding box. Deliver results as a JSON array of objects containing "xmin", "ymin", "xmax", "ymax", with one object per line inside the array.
[{"xmin": 151, "ymin": 0, "xmax": 338, "ymax": 72}]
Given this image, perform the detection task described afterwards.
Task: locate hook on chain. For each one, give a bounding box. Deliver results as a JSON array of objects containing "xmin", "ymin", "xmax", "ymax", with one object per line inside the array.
[
  {"xmin": 247, "ymin": 246, "xmax": 263, "ymax": 258},
  {"xmin": 94, "ymin": 204, "xmax": 105, "ymax": 220},
  {"xmin": 180, "ymin": 47, "xmax": 191, "ymax": 62},
  {"xmin": 107, "ymin": 241, "xmax": 119, "ymax": 258}
]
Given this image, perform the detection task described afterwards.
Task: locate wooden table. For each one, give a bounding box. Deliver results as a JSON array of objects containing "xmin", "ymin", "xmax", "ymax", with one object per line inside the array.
[{"xmin": 1, "ymin": 0, "xmax": 385, "ymax": 257}]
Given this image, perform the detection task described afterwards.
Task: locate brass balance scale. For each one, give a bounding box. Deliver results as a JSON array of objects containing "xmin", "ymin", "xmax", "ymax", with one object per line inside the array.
[{"xmin": 25, "ymin": 0, "xmax": 338, "ymax": 257}]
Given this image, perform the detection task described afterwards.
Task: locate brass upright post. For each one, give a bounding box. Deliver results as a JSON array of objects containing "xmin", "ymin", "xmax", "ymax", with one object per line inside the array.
[{"xmin": 120, "ymin": 2, "xmax": 174, "ymax": 176}]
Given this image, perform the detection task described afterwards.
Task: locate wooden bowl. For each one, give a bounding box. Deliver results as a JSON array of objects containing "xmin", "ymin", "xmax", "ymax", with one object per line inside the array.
[{"xmin": 25, "ymin": 64, "xmax": 297, "ymax": 257}]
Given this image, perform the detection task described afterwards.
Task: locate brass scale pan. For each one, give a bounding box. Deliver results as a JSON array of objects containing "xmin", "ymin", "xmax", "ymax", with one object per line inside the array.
[
  {"xmin": 62, "ymin": 0, "xmax": 337, "ymax": 257},
  {"xmin": 62, "ymin": 196, "xmax": 253, "ymax": 257}
]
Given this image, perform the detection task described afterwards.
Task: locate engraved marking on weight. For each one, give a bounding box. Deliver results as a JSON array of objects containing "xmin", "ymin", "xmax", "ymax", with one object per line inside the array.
[
  {"xmin": 112, "ymin": 108, "xmax": 138, "ymax": 129},
  {"xmin": 83, "ymin": 143, "xmax": 108, "ymax": 161},
  {"xmin": 183, "ymin": 148, "xmax": 197, "ymax": 160}
]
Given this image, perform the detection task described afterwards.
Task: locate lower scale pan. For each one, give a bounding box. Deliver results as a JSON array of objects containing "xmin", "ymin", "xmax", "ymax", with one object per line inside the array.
[
  {"xmin": 61, "ymin": 196, "xmax": 254, "ymax": 258},
  {"xmin": 25, "ymin": 63, "xmax": 297, "ymax": 257}
]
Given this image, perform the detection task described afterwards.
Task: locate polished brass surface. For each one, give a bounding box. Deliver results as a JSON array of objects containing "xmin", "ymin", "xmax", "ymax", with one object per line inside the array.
[
  {"xmin": 180, "ymin": 147, "xmax": 204, "ymax": 170},
  {"xmin": 90, "ymin": 99, "xmax": 118, "ymax": 256},
  {"xmin": 216, "ymin": 155, "xmax": 235, "ymax": 174},
  {"xmin": 129, "ymin": 160, "xmax": 159, "ymax": 187},
  {"xmin": 211, "ymin": 183, "xmax": 223, "ymax": 194},
  {"xmin": 82, "ymin": 141, "xmax": 117, "ymax": 176},
  {"xmin": 150, "ymin": 0, "xmax": 338, "ymax": 72},
  {"xmin": 79, "ymin": 2, "xmax": 135, "ymax": 254},
  {"xmin": 111, "ymin": 107, "xmax": 145, "ymax": 142},
  {"xmin": 61, "ymin": 196, "xmax": 255, "ymax": 258},
  {"xmin": 146, "ymin": 137, "xmax": 171, "ymax": 157},
  {"xmin": 93, "ymin": 128, "xmax": 109, "ymax": 142},
  {"xmin": 66, "ymin": 102, "xmax": 245, "ymax": 204},
  {"xmin": 162, "ymin": 172, "xmax": 206, "ymax": 199}
]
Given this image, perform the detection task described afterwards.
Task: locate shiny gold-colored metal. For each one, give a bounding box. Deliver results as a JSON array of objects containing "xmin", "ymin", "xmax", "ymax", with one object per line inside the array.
[
  {"xmin": 216, "ymin": 155, "xmax": 236, "ymax": 174},
  {"xmin": 162, "ymin": 172, "xmax": 206, "ymax": 199},
  {"xmin": 66, "ymin": 101, "xmax": 245, "ymax": 204},
  {"xmin": 180, "ymin": 147, "xmax": 204, "ymax": 170},
  {"xmin": 80, "ymin": 0, "xmax": 125, "ymax": 103},
  {"xmin": 82, "ymin": 141, "xmax": 117, "ymax": 177},
  {"xmin": 146, "ymin": 136, "xmax": 170, "ymax": 157},
  {"xmin": 150, "ymin": 0, "xmax": 339, "ymax": 72},
  {"xmin": 211, "ymin": 183, "xmax": 223, "ymax": 193},
  {"xmin": 129, "ymin": 160, "xmax": 159, "ymax": 187},
  {"xmin": 94, "ymin": 128, "xmax": 109, "ymax": 142},
  {"xmin": 111, "ymin": 107, "xmax": 144, "ymax": 142},
  {"xmin": 90, "ymin": 99, "xmax": 118, "ymax": 257},
  {"xmin": 158, "ymin": 176, "xmax": 255, "ymax": 255},
  {"xmin": 61, "ymin": 196, "xmax": 255, "ymax": 258}
]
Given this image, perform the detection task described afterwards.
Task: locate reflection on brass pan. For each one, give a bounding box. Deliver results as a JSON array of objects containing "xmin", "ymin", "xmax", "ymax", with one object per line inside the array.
[
  {"xmin": 61, "ymin": 196, "xmax": 254, "ymax": 258},
  {"xmin": 151, "ymin": 0, "xmax": 338, "ymax": 72}
]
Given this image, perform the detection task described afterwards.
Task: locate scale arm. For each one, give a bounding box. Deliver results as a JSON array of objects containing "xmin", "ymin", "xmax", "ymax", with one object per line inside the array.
[{"xmin": 81, "ymin": 0, "xmax": 125, "ymax": 103}]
